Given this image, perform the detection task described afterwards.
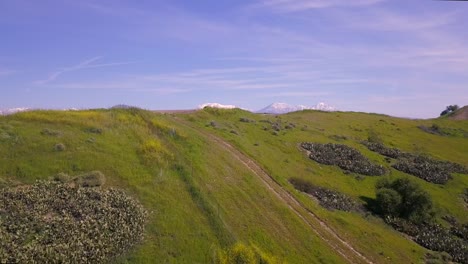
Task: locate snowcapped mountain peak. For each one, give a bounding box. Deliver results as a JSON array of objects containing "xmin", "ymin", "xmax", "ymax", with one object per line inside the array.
[
  {"xmin": 198, "ymin": 103, "xmax": 238, "ymax": 109},
  {"xmin": 314, "ymin": 102, "xmax": 335, "ymax": 111},
  {"xmin": 257, "ymin": 102, "xmax": 335, "ymax": 114},
  {"xmin": 0, "ymin": 107, "xmax": 30, "ymax": 115}
]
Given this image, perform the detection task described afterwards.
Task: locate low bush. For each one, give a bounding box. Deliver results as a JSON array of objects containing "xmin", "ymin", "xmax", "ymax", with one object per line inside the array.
[
  {"xmin": 290, "ymin": 178, "xmax": 360, "ymax": 212},
  {"xmin": 418, "ymin": 124, "xmax": 445, "ymax": 136},
  {"xmin": 71, "ymin": 171, "xmax": 106, "ymax": 187},
  {"xmin": 239, "ymin": 117, "xmax": 255, "ymax": 123},
  {"xmin": 301, "ymin": 142, "xmax": 386, "ymax": 176},
  {"xmin": 54, "ymin": 143, "xmax": 66, "ymax": 151},
  {"xmin": 52, "ymin": 172, "xmax": 71, "ymax": 183},
  {"xmin": 329, "ymin": 135, "xmax": 348, "ymax": 141},
  {"xmin": 213, "ymin": 243, "xmax": 282, "ymax": 264},
  {"xmin": 85, "ymin": 127, "xmax": 103, "ymax": 134},
  {"xmin": 41, "ymin": 128, "xmax": 62, "ymax": 136},
  {"xmin": 0, "ymin": 179, "xmax": 147, "ymax": 263}
]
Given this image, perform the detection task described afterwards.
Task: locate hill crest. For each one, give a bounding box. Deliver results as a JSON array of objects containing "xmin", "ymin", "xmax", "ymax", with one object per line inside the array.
[{"xmin": 448, "ymin": 105, "xmax": 468, "ymax": 120}]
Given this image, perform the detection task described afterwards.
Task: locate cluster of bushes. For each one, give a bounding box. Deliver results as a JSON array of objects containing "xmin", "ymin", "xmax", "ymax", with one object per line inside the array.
[
  {"xmin": 417, "ymin": 124, "xmax": 468, "ymax": 137},
  {"xmin": 289, "ymin": 175, "xmax": 468, "ymax": 262},
  {"xmin": 85, "ymin": 127, "xmax": 103, "ymax": 134},
  {"xmin": 239, "ymin": 117, "xmax": 255, "ymax": 123},
  {"xmin": 392, "ymin": 156, "xmax": 464, "ymax": 184},
  {"xmin": 451, "ymin": 224, "xmax": 468, "ymax": 241},
  {"xmin": 213, "ymin": 243, "xmax": 282, "ymax": 264},
  {"xmin": 328, "ymin": 135, "xmax": 348, "ymax": 141},
  {"xmin": 363, "ymin": 141, "xmax": 467, "ymax": 184},
  {"xmin": 301, "ymin": 143, "xmax": 386, "ymax": 176},
  {"xmin": 385, "ymin": 217, "xmax": 467, "ymax": 263},
  {"xmin": 375, "ymin": 178, "xmax": 434, "ymax": 223},
  {"xmin": 0, "ymin": 176, "xmax": 147, "ymax": 263},
  {"xmin": 289, "ymin": 178, "xmax": 359, "ymax": 212},
  {"xmin": 372, "ymin": 178, "xmax": 467, "ymax": 262},
  {"xmin": 362, "ymin": 141, "xmax": 409, "ymax": 159},
  {"xmin": 259, "ymin": 119, "xmax": 295, "ymax": 132},
  {"xmin": 41, "ymin": 128, "xmax": 62, "ymax": 137},
  {"xmin": 397, "ymin": 155, "xmax": 466, "ymax": 184}
]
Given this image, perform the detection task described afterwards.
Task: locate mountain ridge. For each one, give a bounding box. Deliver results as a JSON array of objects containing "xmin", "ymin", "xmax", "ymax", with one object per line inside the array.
[{"xmin": 257, "ymin": 102, "xmax": 335, "ymax": 114}]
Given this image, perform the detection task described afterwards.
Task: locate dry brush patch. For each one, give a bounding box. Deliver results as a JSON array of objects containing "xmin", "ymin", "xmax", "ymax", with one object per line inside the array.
[
  {"xmin": 289, "ymin": 178, "xmax": 361, "ymax": 212},
  {"xmin": 301, "ymin": 142, "xmax": 386, "ymax": 176},
  {"xmin": 0, "ymin": 178, "xmax": 147, "ymax": 263},
  {"xmin": 385, "ymin": 217, "xmax": 468, "ymax": 264},
  {"xmin": 362, "ymin": 141, "xmax": 468, "ymax": 184}
]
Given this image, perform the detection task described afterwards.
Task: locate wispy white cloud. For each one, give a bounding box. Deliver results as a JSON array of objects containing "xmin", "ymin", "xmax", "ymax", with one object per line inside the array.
[
  {"xmin": 344, "ymin": 9, "xmax": 456, "ymax": 32},
  {"xmin": 254, "ymin": 0, "xmax": 384, "ymax": 12},
  {"xmin": 0, "ymin": 69, "xmax": 15, "ymax": 77},
  {"xmin": 35, "ymin": 56, "xmax": 135, "ymax": 85}
]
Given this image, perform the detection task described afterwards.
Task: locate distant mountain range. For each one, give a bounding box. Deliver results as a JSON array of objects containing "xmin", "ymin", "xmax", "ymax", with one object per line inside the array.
[
  {"xmin": 0, "ymin": 107, "xmax": 30, "ymax": 115},
  {"xmin": 1, "ymin": 102, "xmax": 336, "ymax": 116},
  {"xmin": 256, "ymin": 102, "xmax": 335, "ymax": 114},
  {"xmin": 198, "ymin": 102, "xmax": 336, "ymax": 114},
  {"xmin": 198, "ymin": 103, "xmax": 237, "ymax": 109}
]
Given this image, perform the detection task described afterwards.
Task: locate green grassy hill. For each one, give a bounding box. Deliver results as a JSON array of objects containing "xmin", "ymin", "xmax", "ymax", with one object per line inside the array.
[{"xmin": 1, "ymin": 108, "xmax": 467, "ymax": 263}]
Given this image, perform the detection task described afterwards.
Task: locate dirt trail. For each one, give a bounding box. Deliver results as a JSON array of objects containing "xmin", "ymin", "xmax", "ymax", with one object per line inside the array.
[{"xmin": 173, "ymin": 117, "xmax": 373, "ymax": 264}]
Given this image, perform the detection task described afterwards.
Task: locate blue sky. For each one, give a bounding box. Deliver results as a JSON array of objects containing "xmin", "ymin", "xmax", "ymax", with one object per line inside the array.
[{"xmin": 1, "ymin": 0, "xmax": 467, "ymax": 118}]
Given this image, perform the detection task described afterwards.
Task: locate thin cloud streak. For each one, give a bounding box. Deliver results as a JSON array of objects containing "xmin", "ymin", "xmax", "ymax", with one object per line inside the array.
[
  {"xmin": 0, "ymin": 70, "xmax": 15, "ymax": 77},
  {"xmin": 35, "ymin": 57, "xmax": 136, "ymax": 85},
  {"xmin": 254, "ymin": 0, "xmax": 384, "ymax": 12}
]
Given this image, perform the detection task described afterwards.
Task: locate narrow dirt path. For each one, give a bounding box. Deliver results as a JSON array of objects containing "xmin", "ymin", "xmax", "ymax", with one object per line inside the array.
[{"xmin": 173, "ymin": 117, "xmax": 374, "ymax": 264}]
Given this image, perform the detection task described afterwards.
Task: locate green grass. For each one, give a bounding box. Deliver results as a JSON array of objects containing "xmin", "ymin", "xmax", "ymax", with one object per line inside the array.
[
  {"xmin": 181, "ymin": 107, "xmax": 468, "ymax": 263},
  {"xmin": 1, "ymin": 107, "xmax": 466, "ymax": 263},
  {"xmin": 0, "ymin": 109, "xmax": 344, "ymax": 263}
]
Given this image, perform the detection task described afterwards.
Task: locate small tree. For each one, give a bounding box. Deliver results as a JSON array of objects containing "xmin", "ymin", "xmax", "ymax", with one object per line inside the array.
[
  {"xmin": 440, "ymin": 105, "xmax": 459, "ymax": 116},
  {"xmin": 375, "ymin": 178, "xmax": 434, "ymax": 223},
  {"xmin": 376, "ymin": 188, "xmax": 401, "ymax": 216}
]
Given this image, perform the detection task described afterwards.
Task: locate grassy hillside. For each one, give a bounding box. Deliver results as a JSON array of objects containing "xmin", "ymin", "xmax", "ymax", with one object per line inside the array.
[
  {"xmin": 1, "ymin": 108, "xmax": 467, "ymax": 263},
  {"xmin": 180, "ymin": 107, "xmax": 468, "ymax": 263},
  {"xmin": 0, "ymin": 109, "xmax": 342, "ymax": 263}
]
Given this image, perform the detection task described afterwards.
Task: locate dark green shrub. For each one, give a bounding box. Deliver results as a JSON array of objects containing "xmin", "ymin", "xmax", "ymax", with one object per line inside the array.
[
  {"xmin": 85, "ymin": 127, "xmax": 103, "ymax": 134},
  {"xmin": 0, "ymin": 180, "xmax": 147, "ymax": 263},
  {"xmin": 41, "ymin": 128, "xmax": 62, "ymax": 136},
  {"xmin": 239, "ymin": 117, "xmax": 255, "ymax": 123},
  {"xmin": 440, "ymin": 105, "xmax": 459, "ymax": 116},
  {"xmin": 72, "ymin": 171, "xmax": 106, "ymax": 187},
  {"xmin": 375, "ymin": 178, "xmax": 434, "ymax": 224},
  {"xmin": 52, "ymin": 172, "xmax": 70, "ymax": 183},
  {"xmin": 54, "ymin": 143, "xmax": 66, "ymax": 151},
  {"xmin": 301, "ymin": 142, "xmax": 385, "ymax": 176},
  {"xmin": 375, "ymin": 188, "xmax": 401, "ymax": 216},
  {"xmin": 329, "ymin": 135, "xmax": 347, "ymax": 141}
]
